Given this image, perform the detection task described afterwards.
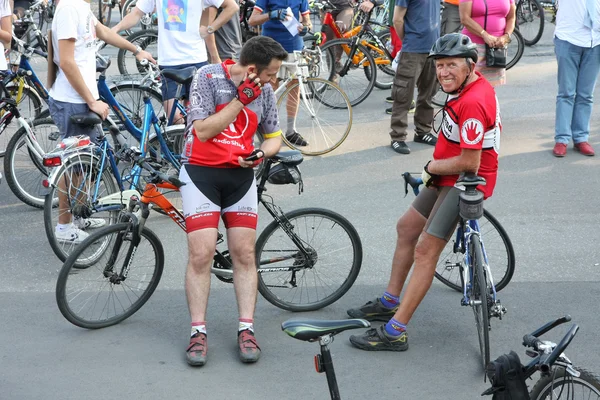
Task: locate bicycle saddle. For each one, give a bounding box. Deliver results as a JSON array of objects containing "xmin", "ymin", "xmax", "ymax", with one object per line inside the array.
[
  {"xmin": 70, "ymin": 112, "xmax": 102, "ymax": 127},
  {"xmin": 162, "ymin": 67, "xmax": 197, "ymax": 85},
  {"xmin": 456, "ymin": 173, "xmax": 486, "ymax": 187},
  {"xmin": 272, "ymin": 150, "xmax": 303, "ymax": 166},
  {"xmin": 96, "ymin": 56, "xmax": 111, "ymax": 73},
  {"xmin": 282, "ymin": 318, "xmax": 370, "ymax": 342}
]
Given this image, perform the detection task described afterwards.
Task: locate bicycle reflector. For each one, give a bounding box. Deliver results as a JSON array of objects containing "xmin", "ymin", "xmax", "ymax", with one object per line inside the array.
[
  {"xmin": 43, "ymin": 155, "xmax": 62, "ymax": 167},
  {"xmin": 57, "ymin": 136, "xmax": 91, "ymax": 150},
  {"xmin": 314, "ymin": 354, "xmax": 324, "ymax": 373}
]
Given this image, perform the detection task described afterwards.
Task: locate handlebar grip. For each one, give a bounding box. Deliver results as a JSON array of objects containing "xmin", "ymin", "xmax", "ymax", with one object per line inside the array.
[
  {"xmin": 540, "ymin": 324, "xmax": 579, "ymax": 373},
  {"xmin": 522, "ymin": 334, "xmax": 543, "ymax": 349},
  {"xmin": 402, "ymin": 172, "xmax": 422, "ymax": 197}
]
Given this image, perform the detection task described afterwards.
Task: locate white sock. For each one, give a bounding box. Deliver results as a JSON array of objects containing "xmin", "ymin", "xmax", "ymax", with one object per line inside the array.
[
  {"xmin": 191, "ymin": 322, "xmax": 206, "ymax": 337},
  {"xmin": 239, "ymin": 318, "xmax": 254, "ymax": 333},
  {"xmin": 286, "ymin": 118, "xmax": 296, "ymax": 134},
  {"xmin": 56, "ymin": 223, "xmax": 71, "ymax": 232}
]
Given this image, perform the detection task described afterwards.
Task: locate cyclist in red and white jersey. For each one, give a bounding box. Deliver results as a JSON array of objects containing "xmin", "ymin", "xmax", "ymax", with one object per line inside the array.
[
  {"xmin": 179, "ymin": 36, "xmax": 287, "ymax": 367},
  {"xmin": 347, "ymin": 33, "xmax": 501, "ymax": 352}
]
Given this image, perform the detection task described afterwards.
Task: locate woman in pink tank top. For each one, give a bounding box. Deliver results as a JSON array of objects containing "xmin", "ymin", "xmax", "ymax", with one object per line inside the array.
[{"xmin": 459, "ymin": 0, "xmax": 516, "ymax": 87}]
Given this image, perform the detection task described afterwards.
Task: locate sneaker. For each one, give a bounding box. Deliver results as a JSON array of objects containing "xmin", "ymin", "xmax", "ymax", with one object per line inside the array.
[
  {"xmin": 574, "ymin": 142, "xmax": 595, "ymax": 156},
  {"xmin": 347, "ymin": 297, "xmax": 399, "ymax": 321},
  {"xmin": 553, "ymin": 142, "xmax": 567, "ymax": 157},
  {"xmin": 386, "ymin": 107, "xmax": 393, "ymax": 115},
  {"xmin": 384, "ymin": 100, "xmax": 416, "ymax": 112},
  {"xmin": 238, "ymin": 329, "xmax": 261, "ymax": 363},
  {"xmin": 55, "ymin": 225, "xmax": 89, "ymax": 244},
  {"xmin": 409, "ymin": 100, "xmax": 416, "ymax": 113},
  {"xmin": 414, "ymin": 132, "xmax": 437, "ymax": 146},
  {"xmin": 186, "ymin": 332, "xmax": 207, "ymax": 366},
  {"xmin": 73, "ymin": 217, "xmax": 106, "ymax": 230},
  {"xmin": 391, "ymin": 140, "xmax": 410, "ymax": 154},
  {"xmin": 385, "ymin": 96, "xmax": 393, "ymax": 104},
  {"xmin": 349, "ymin": 325, "xmax": 408, "ymax": 352},
  {"xmin": 286, "ymin": 131, "xmax": 309, "ymax": 147}
]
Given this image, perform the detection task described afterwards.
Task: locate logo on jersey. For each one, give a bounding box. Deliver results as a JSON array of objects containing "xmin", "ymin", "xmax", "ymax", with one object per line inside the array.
[
  {"xmin": 461, "ymin": 118, "xmax": 484, "ymax": 145},
  {"xmin": 221, "ymin": 109, "xmax": 251, "ymax": 140}
]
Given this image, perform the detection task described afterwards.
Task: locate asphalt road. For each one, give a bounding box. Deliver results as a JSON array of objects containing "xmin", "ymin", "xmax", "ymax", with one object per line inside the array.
[{"xmin": 1, "ymin": 24, "xmax": 600, "ymax": 400}]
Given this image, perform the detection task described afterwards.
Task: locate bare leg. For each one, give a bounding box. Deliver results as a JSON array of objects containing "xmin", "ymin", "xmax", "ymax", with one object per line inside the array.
[
  {"xmin": 226, "ymin": 227, "xmax": 258, "ymax": 320},
  {"xmin": 164, "ymin": 98, "xmax": 186, "ymax": 126},
  {"xmin": 286, "ymin": 80, "xmax": 300, "ymax": 132},
  {"xmin": 185, "ymin": 228, "xmax": 219, "ymax": 322}
]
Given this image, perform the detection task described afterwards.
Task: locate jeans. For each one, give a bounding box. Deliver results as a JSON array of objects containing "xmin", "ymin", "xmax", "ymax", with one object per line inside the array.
[{"xmin": 554, "ymin": 37, "xmax": 600, "ymax": 144}]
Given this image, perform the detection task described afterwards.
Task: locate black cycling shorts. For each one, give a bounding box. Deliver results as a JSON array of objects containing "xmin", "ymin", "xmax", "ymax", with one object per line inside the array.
[{"xmin": 412, "ymin": 186, "xmax": 461, "ymax": 241}]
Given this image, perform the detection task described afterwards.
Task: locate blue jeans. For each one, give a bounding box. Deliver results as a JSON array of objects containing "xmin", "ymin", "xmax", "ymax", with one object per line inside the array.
[{"xmin": 554, "ymin": 37, "xmax": 600, "ymax": 144}]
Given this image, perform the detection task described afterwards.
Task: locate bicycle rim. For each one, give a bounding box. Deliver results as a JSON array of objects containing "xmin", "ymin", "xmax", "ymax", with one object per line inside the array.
[
  {"xmin": 256, "ymin": 208, "xmax": 362, "ymax": 312},
  {"xmin": 56, "ymin": 223, "xmax": 164, "ymax": 329},
  {"xmin": 471, "ymin": 234, "xmax": 491, "ymax": 371},
  {"xmin": 435, "ymin": 210, "xmax": 515, "ymax": 293},
  {"xmin": 278, "ymin": 78, "xmax": 352, "ymax": 156}
]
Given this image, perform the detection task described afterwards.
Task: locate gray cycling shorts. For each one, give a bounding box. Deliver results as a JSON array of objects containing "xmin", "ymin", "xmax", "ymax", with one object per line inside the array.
[
  {"xmin": 48, "ymin": 97, "xmax": 101, "ymax": 143},
  {"xmin": 412, "ymin": 186, "xmax": 461, "ymax": 241}
]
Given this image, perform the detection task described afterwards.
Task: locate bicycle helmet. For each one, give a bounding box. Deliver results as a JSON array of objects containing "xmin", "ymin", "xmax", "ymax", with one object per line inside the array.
[{"xmin": 429, "ymin": 33, "xmax": 478, "ymax": 64}]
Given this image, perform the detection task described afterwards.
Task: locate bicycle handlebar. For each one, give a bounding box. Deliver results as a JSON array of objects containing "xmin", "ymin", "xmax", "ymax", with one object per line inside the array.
[{"xmin": 402, "ymin": 172, "xmax": 422, "ymax": 197}]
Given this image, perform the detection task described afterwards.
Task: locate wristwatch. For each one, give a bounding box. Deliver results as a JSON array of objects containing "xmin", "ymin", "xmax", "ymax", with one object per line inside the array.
[
  {"xmin": 207, "ymin": 25, "xmax": 215, "ymax": 34},
  {"xmin": 133, "ymin": 45, "xmax": 142, "ymax": 56}
]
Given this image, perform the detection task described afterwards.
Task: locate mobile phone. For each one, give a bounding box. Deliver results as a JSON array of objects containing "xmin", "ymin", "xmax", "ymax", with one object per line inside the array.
[{"xmin": 244, "ymin": 150, "xmax": 263, "ymax": 162}]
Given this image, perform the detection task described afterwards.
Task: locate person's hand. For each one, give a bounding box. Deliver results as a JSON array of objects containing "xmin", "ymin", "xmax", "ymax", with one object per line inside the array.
[
  {"xmin": 236, "ymin": 73, "xmax": 262, "ymax": 106},
  {"xmin": 199, "ymin": 25, "xmax": 211, "ymax": 38},
  {"xmin": 496, "ymin": 33, "xmax": 511, "ymax": 48},
  {"xmin": 238, "ymin": 149, "xmax": 264, "ymax": 167},
  {"xmin": 421, "ymin": 160, "xmax": 437, "ymax": 188},
  {"xmin": 298, "ymin": 24, "xmax": 310, "ymax": 35},
  {"xmin": 481, "ymin": 31, "xmax": 499, "ymax": 47},
  {"xmin": 135, "ymin": 50, "xmax": 157, "ymax": 64},
  {"xmin": 89, "ymin": 100, "xmax": 110, "ymax": 120},
  {"xmin": 359, "ymin": 0, "xmax": 374, "ymax": 13},
  {"xmin": 269, "ymin": 9, "xmax": 291, "ymax": 21}
]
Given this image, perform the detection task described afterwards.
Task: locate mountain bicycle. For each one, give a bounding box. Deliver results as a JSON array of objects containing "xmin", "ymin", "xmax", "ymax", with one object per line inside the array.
[
  {"xmin": 483, "ymin": 315, "xmax": 600, "ymax": 399},
  {"xmin": 403, "ymin": 172, "xmax": 514, "ymax": 370},
  {"xmin": 55, "ymin": 150, "xmax": 363, "ymax": 329}
]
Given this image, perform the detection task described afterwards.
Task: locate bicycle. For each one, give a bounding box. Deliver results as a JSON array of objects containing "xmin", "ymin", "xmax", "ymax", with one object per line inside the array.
[
  {"xmin": 483, "ymin": 315, "xmax": 600, "ymax": 399},
  {"xmin": 95, "ymin": 0, "xmax": 123, "ymax": 26},
  {"xmin": 271, "ymin": 48, "xmax": 353, "ymax": 156},
  {"xmin": 403, "ymin": 172, "xmax": 514, "ymax": 370},
  {"xmin": 515, "ymin": 0, "xmax": 545, "ymax": 46},
  {"xmin": 12, "ymin": 0, "xmax": 51, "ymax": 54},
  {"xmin": 55, "ymin": 149, "xmax": 363, "ymax": 329}
]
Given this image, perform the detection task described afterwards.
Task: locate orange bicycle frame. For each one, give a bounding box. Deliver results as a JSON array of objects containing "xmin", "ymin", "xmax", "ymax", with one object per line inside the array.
[{"xmin": 140, "ymin": 182, "xmax": 186, "ymax": 231}]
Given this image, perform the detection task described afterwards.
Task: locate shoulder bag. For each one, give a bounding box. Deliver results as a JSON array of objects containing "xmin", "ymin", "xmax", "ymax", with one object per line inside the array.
[{"xmin": 483, "ymin": 0, "xmax": 507, "ymax": 68}]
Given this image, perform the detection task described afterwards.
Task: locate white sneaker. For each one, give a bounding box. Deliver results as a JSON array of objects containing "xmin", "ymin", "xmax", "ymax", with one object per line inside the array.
[
  {"xmin": 55, "ymin": 225, "xmax": 89, "ymax": 244},
  {"xmin": 73, "ymin": 217, "xmax": 106, "ymax": 230}
]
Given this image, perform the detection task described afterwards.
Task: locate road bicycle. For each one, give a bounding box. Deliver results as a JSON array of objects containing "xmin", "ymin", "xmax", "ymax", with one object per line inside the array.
[
  {"xmin": 55, "ymin": 149, "xmax": 363, "ymax": 329},
  {"xmin": 403, "ymin": 172, "xmax": 514, "ymax": 370},
  {"xmin": 516, "ymin": 0, "xmax": 545, "ymax": 46},
  {"xmin": 271, "ymin": 48, "xmax": 353, "ymax": 157},
  {"xmin": 43, "ymin": 59, "xmax": 187, "ymax": 265}
]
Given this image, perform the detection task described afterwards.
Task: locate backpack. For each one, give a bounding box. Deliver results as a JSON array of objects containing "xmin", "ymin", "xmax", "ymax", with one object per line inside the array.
[{"xmin": 482, "ymin": 351, "xmax": 530, "ymax": 400}]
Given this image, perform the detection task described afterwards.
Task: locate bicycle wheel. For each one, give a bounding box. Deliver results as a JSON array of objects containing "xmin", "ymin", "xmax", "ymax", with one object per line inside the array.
[
  {"xmin": 435, "ymin": 210, "xmax": 515, "ymax": 293},
  {"xmin": 278, "ymin": 78, "xmax": 352, "ymax": 156},
  {"xmin": 98, "ymin": 0, "xmax": 113, "ymax": 26},
  {"xmin": 0, "ymin": 84, "xmax": 44, "ymax": 157},
  {"xmin": 256, "ymin": 208, "xmax": 363, "ymax": 312},
  {"xmin": 56, "ymin": 223, "xmax": 164, "ymax": 329},
  {"xmin": 471, "ymin": 233, "xmax": 491, "ymax": 371},
  {"xmin": 3, "ymin": 118, "xmax": 60, "ymax": 208},
  {"xmin": 516, "ymin": 0, "xmax": 545, "ymax": 46},
  {"xmin": 319, "ymin": 38, "xmax": 377, "ymax": 107},
  {"xmin": 44, "ymin": 153, "xmax": 119, "ymax": 265},
  {"xmin": 529, "ymin": 367, "xmax": 600, "ymax": 399},
  {"xmin": 506, "ymin": 29, "xmax": 525, "ymax": 70},
  {"xmin": 117, "ymin": 29, "xmax": 158, "ymax": 75},
  {"xmin": 363, "ymin": 29, "xmax": 395, "ymax": 90}
]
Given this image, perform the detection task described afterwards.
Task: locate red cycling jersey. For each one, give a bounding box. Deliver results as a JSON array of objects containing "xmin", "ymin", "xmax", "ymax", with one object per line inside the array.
[{"xmin": 433, "ymin": 71, "xmax": 500, "ymax": 198}]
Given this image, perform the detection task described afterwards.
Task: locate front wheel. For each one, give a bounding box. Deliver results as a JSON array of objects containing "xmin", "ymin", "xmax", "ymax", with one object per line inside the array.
[
  {"xmin": 256, "ymin": 208, "xmax": 363, "ymax": 312},
  {"xmin": 277, "ymin": 78, "xmax": 353, "ymax": 156},
  {"xmin": 529, "ymin": 367, "xmax": 600, "ymax": 399},
  {"xmin": 56, "ymin": 223, "xmax": 164, "ymax": 329},
  {"xmin": 516, "ymin": 0, "xmax": 545, "ymax": 46},
  {"xmin": 506, "ymin": 29, "xmax": 525, "ymax": 70},
  {"xmin": 471, "ymin": 234, "xmax": 491, "ymax": 371},
  {"xmin": 117, "ymin": 29, "xmax": 159, "ymax": 75}
]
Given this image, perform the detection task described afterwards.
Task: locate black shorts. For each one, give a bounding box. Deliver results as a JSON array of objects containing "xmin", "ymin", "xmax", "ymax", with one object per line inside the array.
[
  {"xmin": 412, "ymin": 186, "xmax": 461, "ymax": 241},
  {"xmin": 179, "ymin": 164, "xmax": 258, "ymax": 233}
]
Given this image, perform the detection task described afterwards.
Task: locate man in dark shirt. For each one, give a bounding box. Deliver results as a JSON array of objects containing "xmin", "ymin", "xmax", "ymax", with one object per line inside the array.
[{"xmin": 388, "ymin": 0, "xmax": 440, "ymax": 155}]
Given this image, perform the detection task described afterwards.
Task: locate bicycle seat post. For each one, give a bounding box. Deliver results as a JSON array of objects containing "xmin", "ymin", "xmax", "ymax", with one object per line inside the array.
[{"xmin": 317, "ymin": 334, "xmax": 342, "ymax": 400}]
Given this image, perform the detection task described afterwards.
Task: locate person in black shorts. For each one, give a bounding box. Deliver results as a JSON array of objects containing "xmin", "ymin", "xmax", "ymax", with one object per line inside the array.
[{"xmin": 180, "ymin": 36, "xmax": 286, "ymax": 367}]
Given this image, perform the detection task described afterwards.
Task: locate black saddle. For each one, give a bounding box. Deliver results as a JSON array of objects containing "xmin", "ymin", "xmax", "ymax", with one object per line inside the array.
[
  {"xmin": 70, "ymin": 112, "xmax": 102, "ymax": 127},
  {"xmin": 96, "ymin": 56, "xmax": 111, "ymax": 73},
  {"xmin": 456, "ymin": 173, "xmax": 487, "ymax": 187},
  {"xmin": 162, "ymin": 67, "xmax": 197, "ymax": 85},
  {"xmin": 272, "ymin": 150, "xmax": 303, "ymax": 166},
  {"xmin": 282, "ymin": 319, "xmax": 370, "ymax": 342}
]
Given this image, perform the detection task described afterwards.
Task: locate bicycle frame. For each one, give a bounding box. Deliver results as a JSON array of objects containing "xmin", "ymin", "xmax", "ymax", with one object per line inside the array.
[{"xmin": 273, "ymin": 51, "xmax": 321, "ymax": 119}]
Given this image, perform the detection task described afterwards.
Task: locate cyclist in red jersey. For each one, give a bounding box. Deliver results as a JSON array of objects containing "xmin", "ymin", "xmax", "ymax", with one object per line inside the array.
[
  {"xmin": 347, "ymin": 33, "xmax": 501, "ymax": 352},
  {"xmin": 179, "ymin": 36, "xmax": 287, "ymax": 366}
]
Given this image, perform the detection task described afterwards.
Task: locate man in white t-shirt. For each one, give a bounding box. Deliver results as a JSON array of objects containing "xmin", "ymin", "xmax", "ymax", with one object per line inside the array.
[
  {"xmin": 112, "ymin": 0, "xmax": 239, "ymax": 124},
  {"xmin": 48, "ymin": 0, "xmax": 155, "ymax": 244}
]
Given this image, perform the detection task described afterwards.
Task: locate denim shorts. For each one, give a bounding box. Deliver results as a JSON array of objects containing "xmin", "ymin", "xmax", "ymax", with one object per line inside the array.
[
  {"xmin": 48, "ymin": 97, "xmax": 102, "ymax": 143},
  {"xmin": 159, "ymin": 61, "xmax": 208, "ymax": 101}
]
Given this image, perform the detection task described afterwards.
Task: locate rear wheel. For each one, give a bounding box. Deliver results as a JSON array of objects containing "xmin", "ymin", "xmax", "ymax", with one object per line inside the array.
[
  {"xmin": 529, "ymin": 367, "xmax": 600, "ymax": 399},
  {"xmin": 506, "ymin": 29, "xmax": 525, "ymax": 70},
  {"xmin": 256, "ymin": 208, "xmax": 362, "ymax": 311},
  {"xmin": 516, "ymin": 0, "xmax": 545, "ymax": 46},
  {"xmin": 471, "ymin": 234, "xmax": 491, "ymax": 371},
  {"xmin": 0, "ymin": 84, "xmax": 44, "ymax": 157},
  {"xmin": 363, "ymin": 29, "xmax": 395, "ymax": 90}
]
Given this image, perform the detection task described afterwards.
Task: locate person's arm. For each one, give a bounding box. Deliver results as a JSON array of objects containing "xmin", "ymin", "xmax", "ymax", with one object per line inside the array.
[
  {"xmin": 96, "ymin": 22, "xmax": 156, "ymax": 63},
  {"xmin": 193, "ymin": 100, "xmax": 245, "ymax": 141},
  {"xmin": 0, "ymin": 16, "xmax": 11, "ymax": 47},
  {"xmin": 111, "ymin": 6, "xmax": 144, "ymax": 33},
  {"xmin": 392, "ymin": 5, "xmax": 407, "ymax": 41},
  {"xmin": 427, "ymin": 148, "xmax": 481, "ymax": 175},
  {"xmin": 199, "ymin": 0, "xmax": 239, "ymax": 38},
  {"xmin": 249, "ymin": 0, "xmax": 290, "ymax": 26},
  {"xmin": 459, "ymin": 1, "xmax": 499, "ymax": 47},
  {"xmin": 47, "ymin": 29, "xmax": 57, "ymax": 89},
  {"xmin": 497, "ymin": 3, "xmax": 515, "ymax": 47},
  {"xmin": 202, "ymin": 6, "xmax": 220, "ymax": 63}
]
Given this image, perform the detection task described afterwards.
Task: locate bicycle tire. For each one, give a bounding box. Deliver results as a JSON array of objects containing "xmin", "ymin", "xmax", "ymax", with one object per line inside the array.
[
  {"xmin": 529, "ymin": 367, "xmax": 600, "ymax": 399},
  {"xmin": 516, "ymin": 0, "xmax": 545, "ymax": 46},
  {"xmin": 117, "ymin": 29, "xmax": 159, "ymax": 75},
  {"xmin": 56, "ymin": 222, "xmax": 164, "ymax": 329},
  {"xmin": 3, "ymin": 118, "xmax": 60, "ymax": 208},
  {"xmin": 0, "ymin": 84, "xmax": 44, "ymax": 157},
  {"xmin": 44, "ymin": 153, "xmax": 119, "ymax": 265},
  {"xmin": 435, "ymin": 209, "xmax": 515, "ymax": 293},
  {"xmin": 278, "ymin": 78, "xmax": 352, "ymax": 156},
  {"xmin": 120, "ymin": 0, "xmax": 139, "ymax": 35},
  {"xmin": 98, "ymin": 0, "xmax": 113, "ymax": 26},
  {"xmin": 471, "ymin": 233, "xmax": 491, "ymax": 371},
  {"xmin": 319, "ymin": 38, "xmax": 377, "ymax": 107},
  {"xmin": 256, "ymin": 207, "xmax": 363, "ymax": 312},
  {"xmin": 506, "ymin": 29, "xmax": 525, "ymax": 70},
  {"xmin": 363, "ymin": 29, "xmax": 395, "ymax": 90}
]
